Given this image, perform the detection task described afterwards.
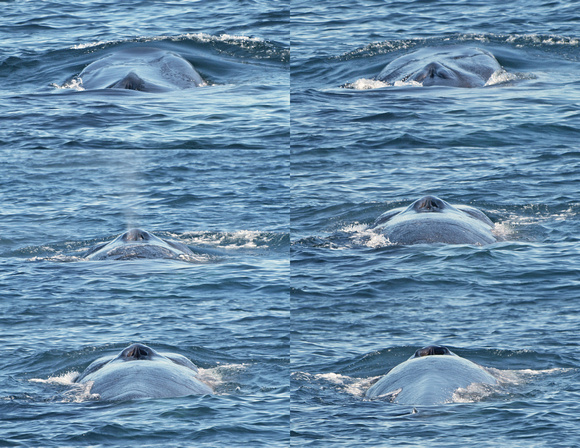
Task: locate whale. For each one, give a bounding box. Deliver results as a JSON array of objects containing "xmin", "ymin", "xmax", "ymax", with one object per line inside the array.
[
  {"xmin": 365, "ymin": 346, "xmax": 497, "ymax": 405},
  {"xmin": 78, "ymin": 47, "xmax": 204, "ymax": 92},
  {"xmin": 83, "ymin": 228, "xmax": 197, "ymax": 260},
  {"xmin": 75, "ymin": 343, "xmax": 213, "ymax": 400},
  {"xmin": 372, "ymin": 195, "xmax": 496, "ymax": 245},
  {"xmin": 378, "ymin": 46, "xmax": 502, "ymax": 87}
]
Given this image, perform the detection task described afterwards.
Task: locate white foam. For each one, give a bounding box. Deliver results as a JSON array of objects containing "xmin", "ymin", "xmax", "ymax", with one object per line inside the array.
[
  {"xmin": 71, "ymin": 33, "xmax": 264, "ymax": 51},
  {"xmin": 344, "ymin": 78, "xmax": 423, "ymax": 90},
  {"xmin": 300, "ymin": 372, "xmax": 377, "ymax": 397},
  {"xmin": 451, "ymin": 367, "xmax": 570, "ymax": 403},
  {"xmin": 450, "ymin": 381, "xmax": 498, "ymax": 403},
  {"xmin": 339, "ymin": 223, "xmax": 392, "ymax": 249},
  {"xmin": 393, "ymin": 80, "xmax": 422, "ymax": 87},
  {"xmin": 494, "ymin": 205, "xmax": 578, "ymax": 241},
  {"xmin": 32, "ymin": 364, "xmax": 248, "ymax": 400},
  {"xmin": 492, "ymin": 221, "xmax": 513, "ymax": 241},
  {"xmin": 345, "ymin": 78, "xmax": 391, "ymax": 90},
  {"xmin": 30, "ymin": 371, "xmax": 79, "ymax": 385},
  {"xmin": 184, "ymin": 33, "xmax": 264, "ymax": 44},
  {"xmin": 506, "ymin": 33, "xmax": 579, "ymax": 46},
  {"xmin": 72, "ymin": 41, "xmax": 107, "ymax": 50},
  {"xmin": 31, "ymin": 372, "xmax": 100, "ymax": 402},
  {"xmin": 315, "ymin": 372, "xmax": 351, "ymax": 384},
  {"xmin": 182, "ymin": 230, "xmax": 271, "ymax": 250},
  {"xmin": 52, "ymin": 76, "xmax": 85, "ymax": 91},
  {"xmin": 484, "ymin": 69, "xmax": 523, "ymax": 86},
  {"xmin": 486, "ymin": 366, "xmax": 569, "ymax": 385},
  {"xmin": 197, "ymin": 363, "xmax": 248, "ymax": 393}
]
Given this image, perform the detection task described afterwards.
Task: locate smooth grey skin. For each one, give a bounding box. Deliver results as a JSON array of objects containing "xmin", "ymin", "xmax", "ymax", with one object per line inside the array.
[
  {"xmin": 83, "ymin": 228, "xmax": 196, "ymax": 260},
  {"xmin": 75, "ymin": 343, "xmax": 213, "ymax": 401},
  {"xmin": 372, "ymin": 195, "xmax": 496, "ymax": 245},
  {"xmin": 378, "ymin": 46, "xmax": 502, "ymax": 87},
  {"xmin": 79, "ymin": 47, "xmax": 203, "ymax": 92},
  {"xmin": 365, "ymin": 346, "xmax": 497, "ymax": 405}
]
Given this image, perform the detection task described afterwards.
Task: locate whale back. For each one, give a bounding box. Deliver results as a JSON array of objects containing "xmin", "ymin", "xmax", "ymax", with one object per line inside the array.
[
  {"xmin": 84, "ymin": 361, "xmax": 212, "ymax": 400},
  {"xmin": 76, "ymin": 344, "xmax": 212, "ymax": 400},
  {"xmin": 372, "ymin": 196, "xmax": 496, "ymax": 245},
  {"xmin": 366, "ymin": 355, "xmax": 497, "ymax": 405}
]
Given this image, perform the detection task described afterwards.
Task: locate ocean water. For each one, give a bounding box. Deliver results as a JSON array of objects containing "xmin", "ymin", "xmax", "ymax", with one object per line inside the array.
[
  {"xmin": 0, "ymin": 150, "xmax": 289, "ymax": 447},
  {"xmin": 0, "ymin": 0, "xmax": 289, "ymax": 150},
  {"xmin": 1, "ymin": 1, "xmax": 290, "ymax": 445},
  {"xmin": 2, "ymin": 0, "xmax": 580, "ymax": 447},
  {"xmin": 291, "ymin": 0, "xmax": 580, "ymax": 447}
]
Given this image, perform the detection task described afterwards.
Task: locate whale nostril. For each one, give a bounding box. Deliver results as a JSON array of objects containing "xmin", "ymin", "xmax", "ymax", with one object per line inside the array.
[
  {"xmin": 414, "ymin": 196, "xmax": 445, "ymax": 212},
  {"xmin": 122, "ymin": 229, "xmax": 150, "ymax": 242},
  {"xmin": 421, "ymin": 199, "xmax": 437, "ymax": 210},
  {"xmin": 124, "ymin": 344, "xmax": 152, "ymax": 360},
  {"xmin": 426, "ymin": 199, "xmax": 438, "ymax": 209},
  {"xmin": 414, "ymin": 345, "xmax": 450, "ymax": 357},
  {"xmin": 422, "ymin": 62, "xmax": 451, "ymax": 80}
]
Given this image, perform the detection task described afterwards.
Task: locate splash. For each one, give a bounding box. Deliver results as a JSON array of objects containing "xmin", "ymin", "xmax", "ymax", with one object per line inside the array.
[
  {"xmin": 343, "ymin": 78, "xmax": 423, "ymax": 89},
  {"xmin": 182, "ymin": 230, "xmax": 279, "ymax": 250},
  {"xmin": 182, "ymin": 33, "xmax": 265, "ymax": 45},
  {"xmin": 72, "ymin": 33, "xmax": 268, "ymax": 52},
  {"xmin": 197, "ymin": 363, "xmax": 248, "ymax": 395},
  {"xmin": 51, "ymin": 76, "xmax": 85, "ymax": 91},
  {"xmin": 30, "ymin": 371, "xmax": 100, "ymax": 402},
  {"xmin": 451, "ymin": 366, "xmax": 569, "ymax": 403},
  {"xmin": 343, "ymin": 78, "xmax": 390, "ymax": 90},
  {"xmin": 492, "ymin": 221, "xmax": 514, "ymax": 241},
  {"xmin": 294, "ymin": 371, "xmax": 376, "ymax": 397},
  {"xmin": 505, "ymin": 33, "xmax": 579, "ymax": 46},
  {"xmin": 339, "ymin": 223, "xmax": 392, "ymax": 248},
  {"xmin": 450, "ymin": 381, "xmax": 498, "ymax": 403},
  {"xmin": 345, "ymin": 70, "xmax": 523, "ymax": 90},
  {"xmin": 30, "ymin": 371, "xmax": 79, "ymax": 385},
  {"xmin": 484, "ymin": 69, "xmax": 536, "ymax": 86}
]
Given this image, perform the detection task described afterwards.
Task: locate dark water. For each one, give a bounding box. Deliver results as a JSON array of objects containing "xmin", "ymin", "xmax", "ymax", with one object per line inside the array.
[{"xmin": 2, "ymin": 0, "xmax": 580, "ymax": 447}]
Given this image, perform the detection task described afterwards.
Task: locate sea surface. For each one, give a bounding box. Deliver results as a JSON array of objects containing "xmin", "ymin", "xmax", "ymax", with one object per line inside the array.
[
  {"xmin": 2, "ymin": 0, "xmax": 580, "ymax": 447},
  {"xmin": 1, "ymin": 1, "xmax": 289, "ymax": 446},
  {"xmin": 0, "ymin": 150, "xmax": 289, "ymax": 447},
  {"xmin": 291, "ymin": 0, "xmax": 580, "ymax": 447},
  {"xmin": 0, "ymin": 0, "xmax": 289, "ymax": 150}
]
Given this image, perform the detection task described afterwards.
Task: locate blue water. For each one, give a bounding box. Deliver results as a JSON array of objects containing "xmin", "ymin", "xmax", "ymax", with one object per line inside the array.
[
  {"xmin": 291, "ymin": 0, "xmax": 580, "ymax": 447},
  {"xmin": 0, "ymin": 0, "xmax": 289, "ymax": 150},
  {"xmin": 2, "ymin": 0, "xmax": 580, "ymax": 447},
  {"xmin": 0, "ymin": 150, "xmax": 289, "ymax": 447}
]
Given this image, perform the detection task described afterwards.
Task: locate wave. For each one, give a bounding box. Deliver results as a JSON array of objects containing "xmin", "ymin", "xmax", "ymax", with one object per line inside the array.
[
  {"xmin": 337, "ymin": 33, "xmax": 580, "ymax": 62},
  {"xmin": 70, "ymin": 33, "xmax": 289, "ymax": 63}
]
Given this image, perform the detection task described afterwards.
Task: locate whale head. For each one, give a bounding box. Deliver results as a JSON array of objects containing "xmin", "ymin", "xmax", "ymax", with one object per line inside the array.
[
  {"xmin": 83, "ymin": 228, "xmax": 195, "ymax": 260},
  {"xmin": 378, "ymin": 46, "xmax": 502, "ymax": 88},
  {"xmin": 78, "ymin": 47, "xmax": 204, "ymax": 92}
]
